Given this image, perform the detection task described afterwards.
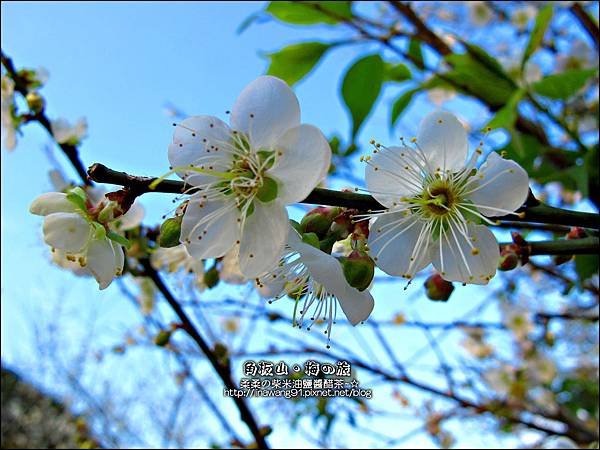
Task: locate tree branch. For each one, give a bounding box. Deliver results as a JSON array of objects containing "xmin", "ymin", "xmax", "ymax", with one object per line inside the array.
[
  {"xmin": 87, "ymin": 163, "xmax": 600, "ymax": 231},
  {"xmin": 1, "ymin": 51, "xmax": 90, "ymax": 185},
  {"xmin": 570, "ymin": 2, "xmax": 600, "ymax": 50},
  {"xmin": 140, "ymin": 259, "xmax": 269, "ymax": 449}
]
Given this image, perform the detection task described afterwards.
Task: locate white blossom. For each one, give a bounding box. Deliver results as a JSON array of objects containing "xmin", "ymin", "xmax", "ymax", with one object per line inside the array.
[
  {"xmin": 30, "ymin": 189, "xmax": 142, "ymax": 289},
  {"xmin": 363, "ymin": 111, "xmax": 529, "ymax": 284},
  {"xmin": 1, "ymin": 75, "xmax": 17, "ymax": 151},
  {"xmin": 51, "ymin": 117, "xmax": 88, "ymax": 145},
  {"xmin": 167, "ymin": 76, "xmax": 331, "ymax": 278},
  {"xmin": 256, "ymin": 226, "xmax": 374, "ymax": 345},
  {"xmin": 150, "ymin": 244, "xmax": 206, "ymax": 290},
  {"xmin": 468, "ymin": 1, "xmax": 493, "ymax": 26}
]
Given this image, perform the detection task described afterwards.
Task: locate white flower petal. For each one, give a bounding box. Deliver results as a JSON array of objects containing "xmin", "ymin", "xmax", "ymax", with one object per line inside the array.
[
  {"xmin": 367, "ymin": 212, "xmax": 431, "ymax": 277},
  {"xmin": 43, "ymin": 212, "xmax": 91, "ymax": 253},
  {"xmin": 230, "ymin": 76, "xmax": 300, "ymax": 150},
  {"xmin": 181, "ymin": 195, "xmax": 241, "ymax": 259},
  {"xmin": 417, "ymin": 111, "xmax": 468, "ymax": 172},
  {"xmin": 220, "ymin": 245, "xmax": 247, "ymax": 285},
  {"xmin": 365, "ymin": 146, "xmax": 422, "ymax": 208},
  {"xmin": 86, "ymin": 238, "xmax": 118, "ymax": 290},
  {"xmin": 115, "ymin": 201, "xmax": 145, "ymax": 230},
  {"xmin": 267, "ymin": 124, "xmax": 331, "ymax": 204},
  {"xmin": 168, "ymin": 115, "xmax": 233, "ymax": 186},
  {"xmin": 30, "ymin": 192, "xmax": 78, "ymax": 216},
  {"xmin": 112, "ymin": 240, "xmax": 125, "ymax": 276},
  {"xmin": 465, "ymin": 152, "xmax": 529, "ymax": 217},
  {"xmin": 289, "ymin": 235, "xmax": 374, "ymax": 325},
  {"xmin": 238, "ymin": 199, "xmax": 288, "ymax": 278},
  {"xmin": 431, "ymin": 223, "xmax": 498, "ymax": 285}
]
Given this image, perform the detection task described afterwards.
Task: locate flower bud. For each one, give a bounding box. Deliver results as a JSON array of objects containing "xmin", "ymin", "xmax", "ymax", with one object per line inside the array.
[
  {"xmin": 204, "ymin": 266, "xmax": 220, "ymax": 289},
  {"xmin": 511, "ymin": 231, "xmax": 526, "ymax": 246},
  {"xmin": 154, "ymin": 329, "xmax": 172, "ymax": 347},
  {"xmin": 26, "ymin": 91, "xmax": 45, "ymax": 113},
  {"xmin": 330, "ymin": 208, "xmax": 358, "ymax": 240},
  {"xmin": 159, "ymin": 216, "xmax": 182, "ymax": 248},
  {"xmin": 566, "ymin": 226, "xmax": 587, "ymax": 240},
  {"xmin": 340, "ymin": 250, "xmax": 375, "ymax": 291},
  {"xmin": 300, "ymin": 207, "xmax": 341, "ymax": 237},
  {"xmin": 424, "ymin": 273, "xmax": 454, "ymax": 301},
  {"xmin": 498, "ymin": 247, "xmax": 519, "ymax": 271}
]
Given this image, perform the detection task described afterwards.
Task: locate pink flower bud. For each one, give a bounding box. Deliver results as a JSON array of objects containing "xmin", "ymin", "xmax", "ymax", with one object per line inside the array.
[
  {"xmin": 566, "ymin": 227, "xmax": 587, "ymax": 240},
  {"xmin": 424, "ymin": 273, "xmax": 454, "ymax": 301}
]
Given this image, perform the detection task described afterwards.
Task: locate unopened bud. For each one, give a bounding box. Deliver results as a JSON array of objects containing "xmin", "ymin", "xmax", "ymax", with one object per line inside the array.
[
  {"xmin": 566, "ymin": 227, "xmax": 587, "ymax": 240},
  {"xmin": 26, "ymin": 91, "xmax": 45, "ymax": 113},
  {"xmin": 301, "ymin": 232, "xmax": 320, "ymax": 249},
  {"xmin": 159, "ymin": 216, "xmax": 182, "ymax": 248},
  {"xmin": 204, "ymin": 266, "xmax": 220, "ymax": 289},
  {"xmin": 511, "ymin": 232, "xmax": 526, "ymax": 246},
  {"xmin": 300, "ymin": 206, "xmax": 342, "ymax": 237},
  {"xmin": 498, "ymin": 247, "xmax": 519, "ymax": 271},
  {"xmin": 154, "ymin": 329, "xmax": 172, "ymax": 347},
  {"xmin": 340, "ymin": 251, "xmax": 375, "ymax": 291},
  {"xmin": 330, "ymin": 208, "xmax": 358, "ymax": 240},
  {"xmin": 424, "ymin": 273, "xmax": 454, "ymax": 301}
]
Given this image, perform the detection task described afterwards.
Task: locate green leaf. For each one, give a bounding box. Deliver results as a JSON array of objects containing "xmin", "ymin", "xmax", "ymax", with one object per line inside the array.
[
  {"xmin": 461, "ymin": 41, "xmax": 514, "ymax": 85},
  {"xmin": 408, "ymin": 38, "xmax": 424, "ymax": 69},
  {"xmin": 266, "ymin": 1, "xmax": 352, "ymax": 25},
  {"xmin": 267, "ymin": 42, "xmax": 331, "ymax": 86},
  {"xmin": 159, "ymin": 216, "xmax": 182, "ymax": 248},
  {"xmin": 341, "ymin": 54, "xmax": 384, "ymax": 139},
  {"xmin": 443, "ymin": 53, "xmax": 516, "ymax": 107},
  {"xmin": 565, "ymin": 164, "xmax": 589, "ymax": 198},
  {"xmin": 575, "ymin": 254, "xmax": 599, "ymax": 283},
  {"xmin": 390, "ymin": 89, "xmax": 417, "ymax": 129},
  {"xmin": 384, "ymin": 62, "xmax": 411, "ymax": 82},
  {"xmin": 237, "ymin": 11, "xmax": 262, "ymax": 34},
  {"xmin": 107, "ymin": 230, "xmax": 132, "ymax": 249},
  {"xmin": 487, "ymin": 88, "xmax": 525, "ymax": 130},
  {"xmin": 521, "ymin": 5, "xmax": 553, "ymax": 69},
  {"xmin": 531, "ymin": 68, "xmax": 597, "ymax": 99}
]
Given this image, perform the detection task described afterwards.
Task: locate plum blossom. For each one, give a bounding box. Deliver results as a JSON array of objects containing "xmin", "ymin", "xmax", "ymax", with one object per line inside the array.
[
  {"xmin": 363, "ymin": 111, "xmax": 529, "ymax": 284},
  {"xmin": 256, "ymin": 226, "xmax": 374, "ymax": 345},
  {"xmin": 51, "ymin": 117, "xmax": 88, "ymax": 145},
  {"xmin": 150, "ymin": 244, "xmax": 206, "ymax": 290},
  {"xmin": 468, "ymin": 1, "xmax": 492, "ymax": 26},
  {"xmin": 30, "ymin": 188, "xmax": 142, "ymax": 289},
  {"xmin": 1, "ymin": 75, "xmax": 17, "ymax": 150},
  {"xmin": 165, "ymin": 76, "xmax": 331, "ymax": 278}
]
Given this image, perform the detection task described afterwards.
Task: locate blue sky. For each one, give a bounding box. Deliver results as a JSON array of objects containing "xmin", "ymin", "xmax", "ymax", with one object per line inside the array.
[{"xmin": 1, "ymin": 2, "xmax": 565, "ymax": 448}]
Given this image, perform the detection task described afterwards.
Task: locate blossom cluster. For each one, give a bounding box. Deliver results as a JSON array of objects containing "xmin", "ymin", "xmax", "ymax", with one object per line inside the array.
[{"xmin": 29, "ymin": 75, "xmax": 530, "ymax": 340}]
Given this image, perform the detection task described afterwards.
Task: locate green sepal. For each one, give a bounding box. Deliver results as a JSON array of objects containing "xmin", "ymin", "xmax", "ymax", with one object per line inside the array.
[
  {"xmin": 66, "ymin": 187, "xmax": 88, "ymax": 212},
  {"xmin": 257, "ymin": 150, "xmax": 276, "ymax": 170},
  {"xmin": 91, "ymin": 222, "xmax": 106, "ymax": 240},
  {"xmin": 107, "ymin": 230, "xmax": 132, "ymax": 249},
  {"xmin": 256, "ymin": 177, "xmax": 278, "ymax": 203}
]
